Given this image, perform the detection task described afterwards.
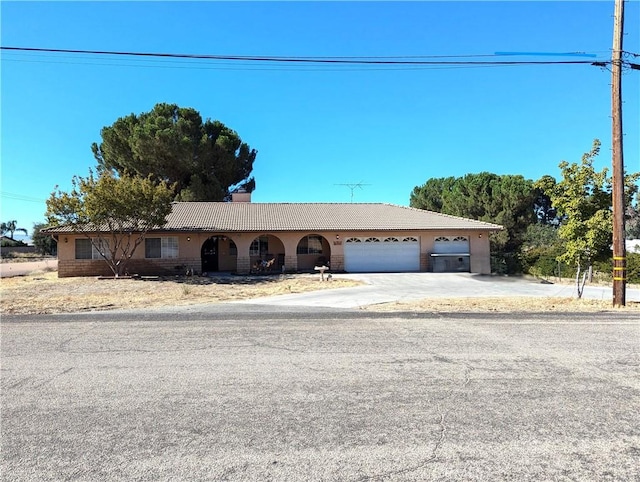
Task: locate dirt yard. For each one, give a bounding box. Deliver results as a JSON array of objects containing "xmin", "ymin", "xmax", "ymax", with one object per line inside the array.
[
  {"xmin": 0, "ymin": 272, "xmax": 362, "ymax": 315},
  {"xmin": 365, "ymin": 297, "xmax": 640, "ymax": 313},
  {"xmin": 2, "ymin": 269, "xmax": 638, "ymax": 315}
]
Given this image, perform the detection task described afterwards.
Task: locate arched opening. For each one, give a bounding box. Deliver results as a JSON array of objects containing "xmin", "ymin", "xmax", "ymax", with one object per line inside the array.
[
  {"xmin": 249, "ymin": 234, "xmax": 285, "ymax": 273},
  {"xmin": 296, "ymin": 234, "xmax": 331, "ymax": 271},
  {"xmin": 201, "ymin": 236, "xmax": 238, "ymax": 273}
]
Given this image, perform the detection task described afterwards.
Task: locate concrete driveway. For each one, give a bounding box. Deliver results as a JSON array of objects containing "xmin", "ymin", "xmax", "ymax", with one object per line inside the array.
[{"xmin": 239, "ymin": 272, "xmax": 640, "ymax": 309}]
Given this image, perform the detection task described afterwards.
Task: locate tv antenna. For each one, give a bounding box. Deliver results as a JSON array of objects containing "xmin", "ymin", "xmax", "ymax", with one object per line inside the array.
[{"xmin": 335, "ymin": 182, "xmax": 371, "ymax": 202}]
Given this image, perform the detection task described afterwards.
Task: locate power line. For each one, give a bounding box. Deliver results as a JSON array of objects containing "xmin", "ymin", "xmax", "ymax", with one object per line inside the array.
[
  {"xmin": 0, "ymin": 46, "xmax": 607, "ymax": 67},
  {"xmin": 0, "ymin": 56, "xmax": 547, "ymax": 72},
  {"xmin": 1, "ymin": 192, "xmax": 47, "ymax": 203}
]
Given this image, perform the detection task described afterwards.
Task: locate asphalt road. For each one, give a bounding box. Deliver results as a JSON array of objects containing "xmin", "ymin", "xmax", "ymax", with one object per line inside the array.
[{"xmin": 2, "ymin": 308, "xmax": 639, "ymax": 481}]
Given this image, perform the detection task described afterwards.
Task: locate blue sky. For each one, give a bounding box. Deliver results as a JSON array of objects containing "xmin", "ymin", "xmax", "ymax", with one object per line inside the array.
[{"xmin": 1, "ymin": 1, "xmax": 639, "ymax": 237}]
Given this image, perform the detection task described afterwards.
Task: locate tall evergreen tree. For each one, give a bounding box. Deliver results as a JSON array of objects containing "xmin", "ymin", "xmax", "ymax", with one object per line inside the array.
[{"xmin": 92, "ymin": 103, "xmax": 257, "ymax": 201}]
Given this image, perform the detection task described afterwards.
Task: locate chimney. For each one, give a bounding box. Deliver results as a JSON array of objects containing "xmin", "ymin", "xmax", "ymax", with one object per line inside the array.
[{"xmin": 231, "ymin": 188, "xmax": 251, "ymax": 203}]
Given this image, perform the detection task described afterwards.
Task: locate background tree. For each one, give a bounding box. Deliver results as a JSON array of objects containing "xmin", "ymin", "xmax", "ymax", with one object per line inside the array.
[
  {"xmin": 626, "ymin": 193, "xmax": 640, "ymax": 239},
  {"xmin": 32, "ymin": 223, "xmax": 57, "ymax": 255},
  {"xmin": 46, "ymin": 170, "xmax": 175, "ymax": 277},
  {"xmin": 409, "ymin": 176, "xmax": 456, "ymax": 212},
  {"xmin": 411, "ymin": 173, "xmax": 538, "ymax": 273},
  {"xmin": 520, "ymin": 223, "xmax": 569, "ymax": 279},
  {"xmin": 533, "ymin": 176, "xmax": 560, "ymax": 226},
  {"xmin": 1, "ymin": 220, "xmax": 28, "ymax": 240},
  {"xmin": 92, "ymin": 103, "xmax": 257, "ymax": 201},
  {"xmin": 535, "ymin": 139, "xmax": 639, "ymax": 297}
]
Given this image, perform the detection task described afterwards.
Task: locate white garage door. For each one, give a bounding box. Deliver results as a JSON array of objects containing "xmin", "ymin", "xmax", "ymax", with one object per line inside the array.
[
  {"xmin": 432, "ymin": 236, "xmax": 470, "ymax": 273},
  {"xmin": 433, "ymin": 236, "xmax": 470, "ymax": 254},
  {"xmin": 344, "ymin": 237, "xmax": 420, "ymax": 272}
]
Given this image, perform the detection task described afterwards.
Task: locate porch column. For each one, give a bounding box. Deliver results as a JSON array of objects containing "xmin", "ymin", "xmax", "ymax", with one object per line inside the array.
[
  {"xmin": 233, "ymin": 236, "xmax": 252, "ymax": 274},
  {"xmin": 282, "ymin": 237, "xmax": 298, "ymax": 273}
]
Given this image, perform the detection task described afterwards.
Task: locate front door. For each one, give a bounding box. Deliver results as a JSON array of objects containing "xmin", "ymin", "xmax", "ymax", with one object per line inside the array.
[{"xmin": 201, "ymin": 237, "xmax": 219, "ymax": 273}]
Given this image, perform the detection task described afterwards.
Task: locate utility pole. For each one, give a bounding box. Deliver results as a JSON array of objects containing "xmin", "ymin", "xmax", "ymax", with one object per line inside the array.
[{"xmin": 611, "ymin": 0, "xmax": 625, "ymax": 307}]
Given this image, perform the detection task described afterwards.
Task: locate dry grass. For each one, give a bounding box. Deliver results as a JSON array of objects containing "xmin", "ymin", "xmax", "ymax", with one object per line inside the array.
[
  {"xmin": 2, "ymin": 270, "xmax": 639, "ymax": 315},
  {"xmin": 0, "ymin": 272, "xmax": 361, "ymax": 315},
  {"xmin": 365, "ymin": 297, "xmax": 640, "ymax": 313},
  {"xmin": 0, "ymin": 253, "xmax": 54, "ymax": 263}
]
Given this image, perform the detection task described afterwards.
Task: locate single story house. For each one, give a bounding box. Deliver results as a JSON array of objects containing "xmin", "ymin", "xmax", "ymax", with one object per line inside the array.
[{"xmin": 46, "ymin": 192, "xmax": 503, "ymax": 277}]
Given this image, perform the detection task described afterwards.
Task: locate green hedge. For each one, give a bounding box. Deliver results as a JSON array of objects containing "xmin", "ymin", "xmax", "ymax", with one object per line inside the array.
[{"xmin": 520, "ymin": 246, "xmax": 573, "ymax": 278}]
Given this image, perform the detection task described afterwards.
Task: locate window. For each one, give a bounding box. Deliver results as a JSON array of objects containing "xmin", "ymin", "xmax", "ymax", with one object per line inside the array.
[
  {"xmin": 162, "ymin": 237, "xmax": 178, "ymax": 258},
  {"xmin": 75, "ymin": 238, "xmax": 92, "ymax": 259},
  {"xmin": 383, "ymin": 237, "xmax": 399, "ymax": 243},
  {"xmin": 297, "ymin": 235, "xmax": 323, "ymax": 254},
  {"xmin": 345, "ymin": 238, "xmax": 361, "ymax": 243},
  {"xmin": 229, "ymin": 240, "xmax": 237, "ymax": 256},
  {"xmin": 145, "ymin": 237, "xmax": 178, "ymax": 259},
  {"xmin": 403, "ymin": 237, "xmax": 418, "ymax": 242},
  {"xmin": 145, "ymin": 238, "xmax": 161, "ymax": 258},
  {"xmin": 75, "ymin": 238, "xmax": 110, "ymax": 260},
  {"xmin": 365, "ymin": 237, "xmax": 380, "ymax": 243},
  {"xmin": 453, "ymin": 236, "xmax": 468, "ymax": 242},
  {"xmin": 250, "ymin": 236, "xmax": 269, "ymax": 256}
]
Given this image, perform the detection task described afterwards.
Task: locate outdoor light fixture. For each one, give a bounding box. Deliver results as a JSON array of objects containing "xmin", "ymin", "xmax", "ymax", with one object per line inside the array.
[
  {"xmin": 187, "ymin": 236, "xmax": 191, "ymax": 242},
  {"xmin": 64, "ymin": 237, "xmax": 68, "ymax": 243},
  {"xmin": 336, "ymin": 234, "xmax": 340, "ymax": 240}
]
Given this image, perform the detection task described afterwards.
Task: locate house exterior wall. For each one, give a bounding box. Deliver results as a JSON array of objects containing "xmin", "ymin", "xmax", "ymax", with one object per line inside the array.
[{"xmin": 54, "ymin": 229, "xmax": 494, "ymax": 277}]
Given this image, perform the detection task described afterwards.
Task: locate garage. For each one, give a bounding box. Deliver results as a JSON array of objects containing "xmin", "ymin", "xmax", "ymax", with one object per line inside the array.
[
  {"xmin": 431, "ymin": 236, "xmax": 470, "ymax": 272},
  {"xmin": 344, "ymin": 236, "xmax": 420, "ymax": 272}
]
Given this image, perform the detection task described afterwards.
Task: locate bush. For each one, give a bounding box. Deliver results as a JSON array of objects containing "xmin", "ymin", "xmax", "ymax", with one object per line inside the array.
[
  {"xmin": 521, "ymin": 246, "xmax": 572, "ymax": 278},
  {"xmin": 592, "ymin": 254, "xmax": 640, "ymax": 285},
  {"xmin": 491, "ymin": 252, "xmax": 522, "ymax": 275},
  {"xmin": 628, "ymin": 253, "xmax": 640, "ymax": 284},
  {"xmin": 1, "ymin": 238, "xmax": 26, "ymax": 248}
]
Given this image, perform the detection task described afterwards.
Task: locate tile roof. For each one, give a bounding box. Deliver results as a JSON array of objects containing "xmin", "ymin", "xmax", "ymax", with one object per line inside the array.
[
  {"xmin": 160, "ymin": 202, "xmax": 503, "ymax": 232},
  {"xmin": 43, "ymin": 202, "xmax": 503, "ymax": 233}
]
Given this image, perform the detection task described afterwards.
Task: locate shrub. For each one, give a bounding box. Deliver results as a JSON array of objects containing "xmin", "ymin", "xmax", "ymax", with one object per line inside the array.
[{"xmin": 521, "ymin": 246, "xmax": 572, "ymax": 278}]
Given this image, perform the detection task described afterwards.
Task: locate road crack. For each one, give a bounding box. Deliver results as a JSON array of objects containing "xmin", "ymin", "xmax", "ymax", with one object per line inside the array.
[
  {"xmin": 32, "ymin": 367, "xmax": 74, "ymax": 389},
  {"xmin": 354, "ymin": 356, "xmax": 474, "ymax": 481}
]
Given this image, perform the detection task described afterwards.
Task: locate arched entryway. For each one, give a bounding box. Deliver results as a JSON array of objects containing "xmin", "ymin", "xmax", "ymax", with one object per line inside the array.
[
  {"xmin": 296, "ymin": 234, "xmax": 331, "ymax": 271},
  {"xmin": 249, "ymin": 234, "xmax": 285, "ymax": 273},
  {"xmin": 201, "ymin": 236, "xmax": 239, "ymax": 273}
]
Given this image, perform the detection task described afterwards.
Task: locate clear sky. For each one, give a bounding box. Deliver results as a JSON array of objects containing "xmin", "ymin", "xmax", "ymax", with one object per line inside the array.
[{"xmin": 1, "ymin": 1, "xmax": 639, "ymax": 237}]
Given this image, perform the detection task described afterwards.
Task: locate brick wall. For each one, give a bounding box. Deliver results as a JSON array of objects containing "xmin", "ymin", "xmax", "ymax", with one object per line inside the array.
[
  {"xmin": 330, "ymin": 254, "xmax": 344, "ymax": 272},
  {"xmin": 58, "ymin": 257, "xmax": 202, "ymax": 278}
]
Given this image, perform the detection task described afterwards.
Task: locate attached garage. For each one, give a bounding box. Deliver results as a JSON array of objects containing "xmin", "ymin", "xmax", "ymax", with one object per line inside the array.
[
  {"xmin": 47, "ymin": 199, "xmax": 503, "ymax": 277},
  {"xmin": 344, "ymin": 236, "xmax": 420, "ymax": 272},
  {"xmin": 431, "ymin": 236, "xmax": 470, "ymax": 272}
]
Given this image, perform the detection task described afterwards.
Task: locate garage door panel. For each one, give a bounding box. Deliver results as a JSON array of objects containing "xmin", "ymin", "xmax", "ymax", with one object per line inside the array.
[
  {"xmin": 431, "ymin": 236, "xmax": 471, "ymax": 273},
  {"xmin": 344, "ymin": 238, "xmax": 419, "ymax": 272}
]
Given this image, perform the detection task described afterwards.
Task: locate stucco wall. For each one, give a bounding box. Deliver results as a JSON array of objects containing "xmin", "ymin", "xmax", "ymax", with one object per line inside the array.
[{"xmin": 54, "ymin": 230, "xmax": 495, "ymax": 277}]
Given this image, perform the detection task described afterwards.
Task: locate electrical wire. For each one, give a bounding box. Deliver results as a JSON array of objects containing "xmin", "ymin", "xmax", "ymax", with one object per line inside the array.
[
  {"xmin": 0, "ymin": 46, "xmax": 607, "ymax": 68},
  {"xmin": 1, "ymin": 55, "xmax": 541, "ymax": 72},
  {"xmin": 1, "ymin": 192, "xmax": 47, "ymax": 203}
]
